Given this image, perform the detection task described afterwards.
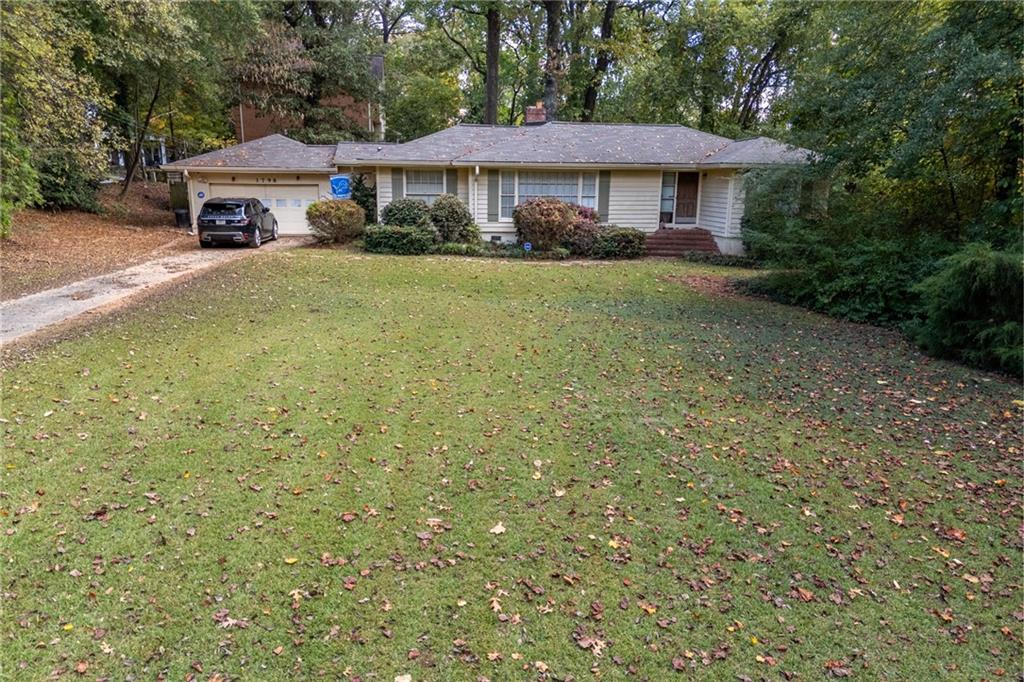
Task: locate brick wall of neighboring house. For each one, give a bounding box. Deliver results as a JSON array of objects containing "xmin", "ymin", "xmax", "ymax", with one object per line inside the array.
[{"xmin": 232, "ymin": 93, "xmax": 377, "ymax": 142}]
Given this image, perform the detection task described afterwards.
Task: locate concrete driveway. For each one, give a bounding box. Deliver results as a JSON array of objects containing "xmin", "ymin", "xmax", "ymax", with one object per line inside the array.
[{"xmin": 0, "ymin": 238, "xmax": 307, "ymax": 344}]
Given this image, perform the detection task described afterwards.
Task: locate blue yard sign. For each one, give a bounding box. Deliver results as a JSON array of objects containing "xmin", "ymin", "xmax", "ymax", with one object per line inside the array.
[
  {"xmin": 330, "ymin": 174, "xmax": 352, "ymax": 199},
  {"xmin": 523, "ymin": 242, "xmax": 532, "ymax": 252}
]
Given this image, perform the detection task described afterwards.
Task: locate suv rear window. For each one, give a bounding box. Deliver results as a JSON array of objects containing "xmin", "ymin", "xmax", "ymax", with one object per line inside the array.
[{"xmin": 200, "ymin": 202, "xmax": 245, "ymax": 217}]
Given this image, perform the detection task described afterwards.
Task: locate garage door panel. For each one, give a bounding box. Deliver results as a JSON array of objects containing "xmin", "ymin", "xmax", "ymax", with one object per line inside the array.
[{"xmin": 208, "ymin": 184, "xmax": 319, "ymax": 235}]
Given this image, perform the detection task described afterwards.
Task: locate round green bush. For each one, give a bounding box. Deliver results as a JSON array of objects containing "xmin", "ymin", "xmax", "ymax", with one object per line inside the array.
[
  {"xmin": 513, "ymin": 197, "xmax": 576, "ymax": 251},
  {"xmin": 381, "ymin": 197, "xmax": 430, "ymax": 228},
  {"xmin": 306, "ymin": 199, "xmax": 365, "ymax": 244},
  {"xmin": 592, "ymin": 226, "xmax": 646, "ymax": 259},
  {"xmin": 428, "ymin": 194, "xmax": 477, "ymax": 243}
]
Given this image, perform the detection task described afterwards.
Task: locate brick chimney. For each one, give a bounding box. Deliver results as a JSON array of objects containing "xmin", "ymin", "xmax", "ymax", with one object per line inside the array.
[{"xmin": 524, "ymin": 101, "xmax": 546, "ymax": 125}]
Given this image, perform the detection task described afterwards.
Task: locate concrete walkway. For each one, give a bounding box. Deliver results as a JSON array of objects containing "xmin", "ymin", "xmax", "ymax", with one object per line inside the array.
[{"xmin": 1, "ymin": 238, "xmax": 305, "ymax": 344}]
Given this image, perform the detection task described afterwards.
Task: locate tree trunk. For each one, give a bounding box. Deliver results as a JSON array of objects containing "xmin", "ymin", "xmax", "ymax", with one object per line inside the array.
[
  {"xmin": 581, "ymin": 0, "xmax": 617, "ymax": 122},
  {"xmin": 121, "ymin": 77, "xmax": 162, "ymax": 197},
  {"xmin": 542, "ymin": 0, "xmax": 562, "ymax": 121},
  {"xmin": 485, "ymin": 6, "xmax": 500, "ymax": 124}
]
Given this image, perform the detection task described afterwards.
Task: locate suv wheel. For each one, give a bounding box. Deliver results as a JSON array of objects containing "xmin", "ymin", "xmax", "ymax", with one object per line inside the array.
[
  {"xmin": 270, "ymin": 221, "xmax": 279, "ymax": 241},
  {"xmin": 249, "ymin": 227, "xmax": 262, "ymax": 249}
]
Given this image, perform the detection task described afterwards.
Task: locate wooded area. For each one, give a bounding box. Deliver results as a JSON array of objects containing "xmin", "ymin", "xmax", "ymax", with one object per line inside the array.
[{"xmin": 1, "ymin": 0, "xmax": 1020, "ymax": 373}]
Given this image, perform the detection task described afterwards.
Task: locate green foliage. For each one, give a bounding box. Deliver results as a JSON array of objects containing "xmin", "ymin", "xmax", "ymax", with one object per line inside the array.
[
  {"xmin": 592, "ymin": 226, "xmax": 646, "ymax": 259},
  {"xmin": 513, "ymin": 197, "xmax": 576, "ymax": 251},
  {"xmin": 351, "ymin": 173, "xmax": 377, "ymax": 224},
  {"xmin": 363, "ymin": 224, "xmax": 436, "ymax": 255},
  {"xmin": 306, "ymin": 199, "xmax": 365, "ymax": 244},
  {"xmin": 911, "ymin": 244, "xmax": 1023, "ymax": 376},
  {"xmin": 675, "ymin": 251, "xmax": 760, "ymax": 268},
  {"xmin": 0, "ymin": 112, "xmax": 40, "ymax": 237},
  {"xmin": 380, "ymin": 198, "xmax": 431, "ymax": 228},
  {"xmin": 35, "ymin": 154, "xmax": 102, "ymax": 213},
  {"xmin": 428, "ymin": 193, "xmax": 476, "ymax": 243}
]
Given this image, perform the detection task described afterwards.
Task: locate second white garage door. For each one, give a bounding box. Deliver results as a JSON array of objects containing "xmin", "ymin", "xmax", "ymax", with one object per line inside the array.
[{"xmin": 208, "ymin": 184, "xmax": 320, "ymax": 235}]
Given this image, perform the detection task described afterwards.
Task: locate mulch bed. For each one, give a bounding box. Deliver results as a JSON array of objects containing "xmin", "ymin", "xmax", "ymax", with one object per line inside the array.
[{"xmin": 1, "ymin": 183, "xmax": 194, "ymax": 300}]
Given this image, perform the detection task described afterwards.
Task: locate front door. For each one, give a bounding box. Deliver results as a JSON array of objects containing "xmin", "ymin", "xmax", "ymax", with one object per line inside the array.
[{"xmin": 675, "ymin": 172, "xmax": 699, "ymax": 224}]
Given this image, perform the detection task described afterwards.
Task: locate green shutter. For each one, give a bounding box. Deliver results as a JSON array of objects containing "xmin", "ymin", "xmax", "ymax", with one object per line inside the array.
[
  {"xmin": 487, "ymin": 170, "xmax": 499, "ymax": 222},
  {"xmin": 391, "ymin": 168, "xmax": 404, "ymax": 200},
  {"xmin": 598, "ymin": 170, "xmax": 611, "ymax": 222},
  {"xmin": 445, "ymin": 169, "xmax": 458, "ymax": 197}
]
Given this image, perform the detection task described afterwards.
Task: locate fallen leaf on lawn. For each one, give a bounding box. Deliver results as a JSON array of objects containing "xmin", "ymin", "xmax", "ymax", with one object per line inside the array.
[
  {"xmin": 489, "ymin": 522, "xmax": 506, "ymax": 535},
  {"xmin": 284, "ymin": 557, "xmax": 299, "ymax": 565}
]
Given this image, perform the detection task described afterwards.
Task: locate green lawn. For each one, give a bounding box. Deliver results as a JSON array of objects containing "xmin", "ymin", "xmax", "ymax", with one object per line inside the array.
[{"xmin": 2, "ymin": 251, "xmax": 1020, "ymax": 680}]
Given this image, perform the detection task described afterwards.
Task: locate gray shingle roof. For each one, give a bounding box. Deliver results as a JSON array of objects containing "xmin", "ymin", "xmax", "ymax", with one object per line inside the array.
[
  {"xmin": 454, "ymin": 122, "xmax": 734, "ymax": 165},
  {"xmin": 702, "ymin": 136, "xmax": 815, "ymax": 166},
  {"xmin": 333, "ymin": 125, "xmax": 523, "ymax": 164},
  {"xmin": 168, "ymin": 126, "xmax": 813, "ymax": 171},
  {"xmin": 164, "ymin": 134, "xmax": 335, "ymax": 170}
]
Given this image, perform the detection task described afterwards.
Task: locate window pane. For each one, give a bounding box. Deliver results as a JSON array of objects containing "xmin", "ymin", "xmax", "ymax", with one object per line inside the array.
[
  {"xmin": 292, "ymin": 199, "xmax": 302, "ymax": 208},
  {"xmin": 500, "ymin": 196, "xmax": 514, "ymax": 218},
  {"xmin": 500, "ymin": 171, "xmax": 514, "ymax": 194},
  {"xmin": 580, "ymin": 196, "xmax": 596, "ymax": 209},
  {"xmin": 661, "ymin": 172, "xmax": 675, "ymax": 188},
  {"xmin": 660, "ymin": 198, "xmax": 674, "ymax": 213},
  {"xmin": 406, "ymin": 170, "xmax": 444, "ymax": 196},
  {"xmin": 518, "ymin": 171, "xmax": 579, "ymax": 204},
  {"xmin": 582, "ymin": 173, "xmax": 596, "ymax": 194}
]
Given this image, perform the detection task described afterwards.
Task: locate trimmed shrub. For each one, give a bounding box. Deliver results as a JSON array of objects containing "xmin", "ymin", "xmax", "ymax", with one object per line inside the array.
[
  {"xmin": 513, "ymin": 197, "xmax": 576, "ymax": 251},
  {"xmin": 570, "ymin": 203, "xmax": 600, "ymax": 225},
  {"xmin": 306, "ymin": 199, "xmax": 365, "ymax": 244},
  {"xmin": 433, "ymin": 241, "xmax": 486, "ymax": 256},
  {"xmin": 429, "ymin": 193, "xmax": 477, "ymax": 242},
  {"xmin": 351, "ymin": 173, "xmax": 377, "ymax": 223},
  {"xmin": 592, "ymin": 226, "xmax": 646, "ymax": 259},
  {"xmin": 910, "ymin": 243, "xmax": 1023, "ymax": 375},
  {"xmin": 562, "ymin": 203, "xmax": 601, "ymax": 256},
  {"xmin": 381, "ymin": 197, "xmax": 430, "ymax": 228},
  {"xmin": 364, "ymin": 224, "xmax": 436, "ymax": 255}
]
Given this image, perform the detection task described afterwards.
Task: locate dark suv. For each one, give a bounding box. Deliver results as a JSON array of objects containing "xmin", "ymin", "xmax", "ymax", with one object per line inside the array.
[{"xmin": 197, "ymin": 198, "xmax": 278, "ymax": 248}]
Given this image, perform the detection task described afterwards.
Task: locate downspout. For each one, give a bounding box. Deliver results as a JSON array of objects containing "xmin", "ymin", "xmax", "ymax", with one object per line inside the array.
[
  {"xmin": 474, "ymin": 165, "xmax": 480, "ymax": 224},
  {"xmin": 238, "ymin": 103, "xmax": 245, "ymax": 143}
]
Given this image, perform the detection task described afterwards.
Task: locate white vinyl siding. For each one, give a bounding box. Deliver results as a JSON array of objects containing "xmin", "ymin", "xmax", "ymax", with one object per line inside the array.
[
  {"xmin": 605, "ymin": 170, "xmax": 662, "ymax": 232},
  {"xmin": 699, "ymin": 170, "xmax": 742, "ymax": 238},
  {"xmin": 376, "ymin": 166, "xmax": 393, "ymax": 218}
]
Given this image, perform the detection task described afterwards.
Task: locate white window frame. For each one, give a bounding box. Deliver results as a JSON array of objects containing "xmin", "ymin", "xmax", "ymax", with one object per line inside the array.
[
  {"xmin": 498, "ymin": 170, "xmax": 601, "ymax": 222},
  {"xmin": 404, "ymin": 169, "xmax": 448, "ymax": 205}
]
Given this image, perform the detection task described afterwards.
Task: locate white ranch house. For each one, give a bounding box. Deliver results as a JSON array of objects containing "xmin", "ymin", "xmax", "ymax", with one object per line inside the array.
[{"xmin": 164, "ymin": 121, "xmax": 812, "ymax": 254}]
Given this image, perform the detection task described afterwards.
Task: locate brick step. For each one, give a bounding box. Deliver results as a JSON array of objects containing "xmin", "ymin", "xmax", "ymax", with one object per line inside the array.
[
  {"xmin": 645, "ymin": 228, "xmax": 719, "ymax": 255},
  {"xmin": 647, "ymin": 238, "xmax": 717, "ymax": 246}
]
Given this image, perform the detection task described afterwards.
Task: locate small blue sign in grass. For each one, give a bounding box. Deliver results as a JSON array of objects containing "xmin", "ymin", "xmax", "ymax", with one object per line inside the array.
[
  {"xmin": 523, "ymin": 242, "xmax": 532, "ymax": 252},
  {"xmin": 330, "ymin": 174, "xmax": 352, "ymax": 199}
]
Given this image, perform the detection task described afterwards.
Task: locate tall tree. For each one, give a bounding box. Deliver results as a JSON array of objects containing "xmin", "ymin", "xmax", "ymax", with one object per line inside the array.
[
  {"xmin": 484, "ymin": 5, "xmax": 500, "ymax": 124},
  {"xmin": 580, "ymin": 1, "xmax": 618, "ymax": 121},
  {"xmin": 542, "ymin": 0, "xmax": 562, "ymax": 120}
]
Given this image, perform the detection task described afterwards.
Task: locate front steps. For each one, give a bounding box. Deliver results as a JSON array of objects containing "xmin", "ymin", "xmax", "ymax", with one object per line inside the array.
[{"xmin": 645, "ymin": 228, "xmax": 720, "ymax": 257}]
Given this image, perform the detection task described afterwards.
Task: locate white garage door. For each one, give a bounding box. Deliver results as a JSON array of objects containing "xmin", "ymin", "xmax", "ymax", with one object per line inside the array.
[{"xmin": 208, "ymin": 184, "xmax": 320, "ymax": 235}]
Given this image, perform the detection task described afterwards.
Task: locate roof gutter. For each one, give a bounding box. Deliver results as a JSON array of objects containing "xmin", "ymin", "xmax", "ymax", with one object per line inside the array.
[{"xmin": 160, "ymin": 165, "xmax": 334, "ymax": 173}]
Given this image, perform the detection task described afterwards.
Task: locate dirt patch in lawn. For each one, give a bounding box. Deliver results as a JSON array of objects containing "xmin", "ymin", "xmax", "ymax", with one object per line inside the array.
[
  {"xmin": 0, "ymin": 182, "xmax": 194, "ymax": 300},
  {"xmin": 659, "ymin": 273, "xmax": 750, "ymax": 299}
]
